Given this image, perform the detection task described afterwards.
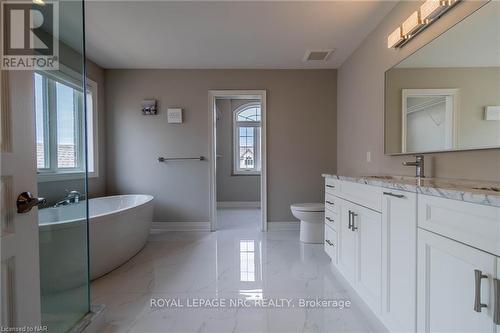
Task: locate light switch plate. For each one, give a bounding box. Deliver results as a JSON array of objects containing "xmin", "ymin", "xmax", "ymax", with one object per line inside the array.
[{"xmin": 167, "ymin": 108, "xmax": 183, "ymax": 123}]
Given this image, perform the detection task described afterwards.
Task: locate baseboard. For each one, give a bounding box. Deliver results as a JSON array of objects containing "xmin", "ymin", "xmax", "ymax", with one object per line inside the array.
[
  {"xmin": 217, "ymin": 201, "xmax": 261, "ymax": 208},
  {"xmin": 151, "ymin": 222, "xmax": 211, "ymax": 232},
  {"xmin": 267, "ymin": 221, "xmax": 300, "ymax": 231}
]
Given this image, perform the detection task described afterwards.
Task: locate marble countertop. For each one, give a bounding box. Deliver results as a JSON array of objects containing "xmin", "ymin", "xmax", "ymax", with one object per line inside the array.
[{"xmin": 322, "ymin": 173, "xmax": 500, "ymax": 208}]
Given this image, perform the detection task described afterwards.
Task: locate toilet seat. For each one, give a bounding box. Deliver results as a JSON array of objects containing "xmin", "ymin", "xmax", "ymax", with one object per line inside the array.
[{"xmin": 290, "ymin": 203, "xmax": 325, "ymax": 212}]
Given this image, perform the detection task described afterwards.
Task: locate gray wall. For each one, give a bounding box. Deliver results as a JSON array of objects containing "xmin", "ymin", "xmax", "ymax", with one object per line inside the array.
[
  {"xmin": 37, "ymin": 46, "xmax": 107, "ymax": 205},
  {"xmin": 105, "ymin": 69, "xmax": 337, "ymax": 222},
  {"xmin": 216, "ymin": 99, "xmax": 260, "ymax": 203},
  {"xmin": 337, "ymin": 0, "xmax": 500, "ymax": 181}
]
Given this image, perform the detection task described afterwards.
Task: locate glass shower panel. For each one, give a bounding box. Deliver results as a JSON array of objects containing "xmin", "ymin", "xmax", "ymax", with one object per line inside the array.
[{"xmin": 36, "ymin": 1, "xmax": 89, "ymax": 332}]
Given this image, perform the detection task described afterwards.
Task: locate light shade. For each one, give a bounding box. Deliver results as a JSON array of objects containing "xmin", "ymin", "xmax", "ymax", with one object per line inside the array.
[
  {"xmin": 420, "ymin": 0, "xmax": 446, "ymax": 22},
  {"xmin": 402, "ymin": 11, "xmax": 423, "ymax": 36},
  {"xmin": 387, "ymin": 27, "xmax": 404, "ymax": 48}
]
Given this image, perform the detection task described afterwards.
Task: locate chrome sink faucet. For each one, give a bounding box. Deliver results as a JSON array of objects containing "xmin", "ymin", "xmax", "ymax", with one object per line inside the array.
[
  {"xmin": 54, "ymin": 190, "xmax": 84, "ymax": 207},
  {"xmin": 403, "ymin": 154, "xmax": 425, "ymax": 178}
]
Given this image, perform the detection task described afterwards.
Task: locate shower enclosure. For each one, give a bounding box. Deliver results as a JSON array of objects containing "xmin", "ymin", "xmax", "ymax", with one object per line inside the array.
[{"xmin": 35, "ymin": 1, "xmax": 90, "ymax": 332}]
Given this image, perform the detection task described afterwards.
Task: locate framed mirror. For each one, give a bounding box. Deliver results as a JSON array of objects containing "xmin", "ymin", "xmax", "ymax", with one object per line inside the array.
[{"xmin": 385, "ymin": 1, "xmax": 500, "ymax": 155}]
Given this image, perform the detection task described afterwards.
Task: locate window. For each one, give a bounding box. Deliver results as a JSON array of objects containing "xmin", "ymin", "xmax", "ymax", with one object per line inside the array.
[
  {"xmin": 233, "ymin": 103, "xmax": 261, "ymax": 175},
  {"xmin": 34, "ymin": 68, "xmax": 98, "ymax": 181}
]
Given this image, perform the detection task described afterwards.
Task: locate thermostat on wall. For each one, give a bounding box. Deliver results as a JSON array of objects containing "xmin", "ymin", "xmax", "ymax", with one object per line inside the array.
[
  {"xmin": 167, "ymin": 108, "xmax": 183, "ymax": 123},
  {"xmin": 485, "ymin": 106, "xmax": 500, "ymax": 121}
]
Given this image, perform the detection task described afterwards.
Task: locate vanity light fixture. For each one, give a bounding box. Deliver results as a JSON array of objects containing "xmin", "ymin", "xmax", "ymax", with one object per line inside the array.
[
  {"xmin": 387, "ymin": 27, "xmax": 404, "ymax": 48},
  {"xmin": 388, "ymin": 0, "xmax": 461, "ymax": 49},
  {"xmin": 420, "ymin": 0, "xmax": 447, "ymax": 22},
  {"xmin": 402, "ymin": 11, "xmax": 424, "ymax": 36}
]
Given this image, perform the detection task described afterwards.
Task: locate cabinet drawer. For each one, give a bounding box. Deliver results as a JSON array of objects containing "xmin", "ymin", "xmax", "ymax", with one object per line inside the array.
[
  {"xmin": 325, "ymin": 192, "xmax": 339, "ymax": 214},
  {"xmin": 325, "ymin": 177, "xmax": 340, "ymax": 194},
  {"xmin": 324, "ymin": 225, "xmax": 337, "ymax": 263},
  {"xmin": 325, "ymin": 209, "xmax": 338, "ymax": 231},
  {"xmin": 418, "ymin": 194, "xmax": 500, "ymax": 256},
  {"xmin": 334, "ymin": 180, "xmax": 382, "ymax": 212}
]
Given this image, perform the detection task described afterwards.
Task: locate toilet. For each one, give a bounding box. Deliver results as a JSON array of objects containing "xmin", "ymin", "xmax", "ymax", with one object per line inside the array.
[{"xmin": 290, "ymin": 203, "xmax": 325, "ymax": 243}]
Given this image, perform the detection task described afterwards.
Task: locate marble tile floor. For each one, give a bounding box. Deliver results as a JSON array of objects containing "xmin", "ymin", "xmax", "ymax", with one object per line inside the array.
[{"xmin": 92, "ymin": 208, "xmax": 383, "ymax": 333}]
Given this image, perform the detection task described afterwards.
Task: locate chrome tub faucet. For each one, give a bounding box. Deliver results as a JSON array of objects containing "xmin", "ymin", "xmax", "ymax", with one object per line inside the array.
[{"xmin": 54, "ymin": 190, "xmax": 84, "ymax": 207}]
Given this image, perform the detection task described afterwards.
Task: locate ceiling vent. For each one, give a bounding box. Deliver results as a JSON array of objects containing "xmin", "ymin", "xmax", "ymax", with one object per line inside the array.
[{"xmin": 303, "ymin": 49, "xmax": 334, "ymax": 62}]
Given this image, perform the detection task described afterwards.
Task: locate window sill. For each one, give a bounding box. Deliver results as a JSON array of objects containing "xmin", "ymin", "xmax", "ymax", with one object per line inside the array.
[
  {"xmin": 232, "ymin": 172, "xmax": 261, "ymax": 176},
  {"xmin": 37, "ymin": 171, "xmax": 98, "ymax": 182}
]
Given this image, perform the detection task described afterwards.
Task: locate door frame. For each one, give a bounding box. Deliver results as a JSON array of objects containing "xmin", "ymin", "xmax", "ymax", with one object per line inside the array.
[
  {"xmin": 401, "ymin": 88, "xmax": 459, "ymax": 153},
  {"xmin": 208, "ymin": 90, "xmax": 267, "ymax": 232}
]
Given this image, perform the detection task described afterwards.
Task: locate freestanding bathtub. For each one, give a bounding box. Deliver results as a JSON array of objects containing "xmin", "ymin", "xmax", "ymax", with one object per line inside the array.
[{"xmin": 39, "ymin": 195, "xmax": 154, "ymax": 281}]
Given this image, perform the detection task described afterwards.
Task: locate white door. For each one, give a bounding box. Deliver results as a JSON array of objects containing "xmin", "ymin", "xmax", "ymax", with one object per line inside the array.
[
  {"xmin": 337, "ymin": 199, "xmax": 356, "ymax": 283},
  {"xmin": 417, "ymin": 229, "xmax": 496, "ymax": 333},
  {"xmin": 381, "ymin": 190, "xmax": 417, "ymax": 333},
  {"xmin": 1, "ymin": 71, "xmax": 42, "ymax": 327},
  {"xmin": 353, "ymin": 204, "xmax": 382, "ymax": 314}
]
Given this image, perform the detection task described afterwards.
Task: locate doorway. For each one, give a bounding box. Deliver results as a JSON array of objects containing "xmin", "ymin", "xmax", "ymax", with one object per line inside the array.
[{"xmin": 209, "ymin": 91, "xmax": 267, "ymax": 231}]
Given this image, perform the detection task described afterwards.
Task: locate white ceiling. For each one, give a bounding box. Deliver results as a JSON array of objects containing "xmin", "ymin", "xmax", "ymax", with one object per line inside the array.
[
  {"xmin": 83, "ymin": 1, "xmax": 397, "ymax": 69},
  {"xmin": 397, "ymin": 1, "xmax": 500, "ymax": 68}
]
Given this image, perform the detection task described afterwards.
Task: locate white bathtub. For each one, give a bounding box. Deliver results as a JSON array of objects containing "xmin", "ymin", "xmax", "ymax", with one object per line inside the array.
[{"xmin": 39, "ymin": 195, "xmax": 154, "ymax": 280}]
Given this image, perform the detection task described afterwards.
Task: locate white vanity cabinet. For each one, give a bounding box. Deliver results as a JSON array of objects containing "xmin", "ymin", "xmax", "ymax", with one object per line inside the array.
[
  {"xmin": 323, "ymin": 178, "xmax": 418, "ymax": 332},
  {"xmin": 323, "ymin": 176, "xmax": 500, "ymax": 333},
  {"xmin": 336, "ymin": 198, "xmax": 358, "ymax": 283},
  {"xmin": 352, "ymin": 201, "xmax": 382, "ymax": 314},
  {"xmin": 417, "ymin": 228, "xmax": 497, "ymax": 333},
  {"xmin": 417, "ymin": 194, "xmax": 500, "ymax": 332},
  {"xmin": 324, "ymin": 181, "xmax": 383, "ymax": 315},
  {"xmin": 381, "ymin": 189, "xmax": 417, "ymax": 333}
]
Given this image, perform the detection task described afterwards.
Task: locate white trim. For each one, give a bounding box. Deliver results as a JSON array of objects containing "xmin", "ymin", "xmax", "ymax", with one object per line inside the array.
[
  {"xmin": 233, "ymin": 102, "xmax": 262, "ymax": 175},
  {"xmin": 150, "ymin": 222, "xmax": 211, "ymax": 232},
  {"xmin": 217, "ymin": 201, "xmax": 261, "ymax": 209},
  {"xmin": 209, "ymin": 90, "xmax": 267, "ymax": 232},
  {"xmin": 401, "ymin": 88, "xmax": 459, "ymax": 153},
  {"xmin": 267, "ymin": 221, "xmax": 300, "ymax": 231},
  {"xmin": 35, "ymin": 64, "xmax": 99, "ymax": 181}
]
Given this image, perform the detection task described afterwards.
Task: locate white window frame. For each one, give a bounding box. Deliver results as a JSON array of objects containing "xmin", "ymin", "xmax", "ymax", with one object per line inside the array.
[
  {"xmin": 36, "ymin": 64, "xmax": 99, "ymax": 182},
  {"xmin": 233, "ymin": 102, "xmax": 261, "ymax": 175}
]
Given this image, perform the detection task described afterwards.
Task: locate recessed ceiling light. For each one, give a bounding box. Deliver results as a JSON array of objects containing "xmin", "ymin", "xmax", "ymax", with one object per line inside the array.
[{"xmin": 303, "ymin": 49, "xmax": 335, "ymax": 62}]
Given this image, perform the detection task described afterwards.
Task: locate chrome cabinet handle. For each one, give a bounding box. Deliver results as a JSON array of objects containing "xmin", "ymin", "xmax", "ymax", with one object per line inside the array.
[
  {"xmin": 326, "ymin": 185, "xmax": 335, "ymax": 188},
  {"xmin": 326, "ymin": 217, "xmax": 334, "ymax": 223},
  {"xmin": 325, "ymin": 200, "xmax": 334, "ymax": 205},
  {"xmin": 351, "ymin": 212, "xmax": 358, "ymax": 231},
  {"xmin": 494, "ymin": 278, "xmax": 500, "ymax": 324},
  {"xmin": 17, "ymin": 192, "xmax": 46, "ymax": 214},
  {"xmin": 474, "ymin": 269, "xmax": 488, "ymax": 312},
  {"xmin": 348, "ymin": 210, "xmax": 353, "ymax": 230},
  {"xmin": 383, "ymin": 191, "xmax": 405, "ymax": 199},
  {"xmin": 325, "ymin": 239, "xmax": 334, "ymax": 246}
]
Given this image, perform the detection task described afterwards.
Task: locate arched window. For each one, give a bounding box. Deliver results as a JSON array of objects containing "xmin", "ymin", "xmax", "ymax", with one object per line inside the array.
[{"xmin": 233, "ymin": 103, "xmax": 261, "ymax": 174}]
